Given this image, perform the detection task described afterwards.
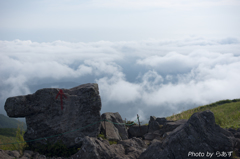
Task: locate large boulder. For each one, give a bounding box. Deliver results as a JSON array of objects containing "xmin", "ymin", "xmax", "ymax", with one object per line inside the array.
[
  {"xmin": 4, "ymin": 83, "xmax": 102, "ymax": 149},
  {"xmin": 70, "ymin": 136, "xmax": 147, "ymax": 159},
  {"xmin": 101, "ymin": 112, "xmax": 128, "ymax": 141},
  {"xmin": 128, "ymin": 125, "xmax": 148, "ymax": 138},
  {"xmin": 139, "ymin": 110, "xmax": 235, "ymax": 159}
]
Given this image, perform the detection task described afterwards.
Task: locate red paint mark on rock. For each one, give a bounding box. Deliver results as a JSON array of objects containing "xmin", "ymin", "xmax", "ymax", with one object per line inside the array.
[{"xmin": 55, "ymin": 89, "xmax": 67, "ymax": 110}]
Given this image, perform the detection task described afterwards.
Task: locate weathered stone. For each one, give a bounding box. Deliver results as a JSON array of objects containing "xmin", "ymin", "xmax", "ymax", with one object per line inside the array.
[
  {"xmin": 70, "ymin": 136, "xmax": 122, "ymax": 159},
  {"xmin": 144, "ymin": 119, "xmax": 186, "ymax": 140},
  {"xmin": 118, "ymin": 137, "xmax": 147, "ymax": 158},
  {"xmin": 143, "ymin": 130, "xmax": 162, "ymax": 140},
  {"xmin": 233, "ymin": 138, "xmax": 240, "ymax": 150},
  {"xmin": 8, "ymin": 150, "xmax": 21, "ymax": 158},
  {"xmin": 156, "ymin": 117, "xmax": 167, "ymax": 125},
  {"xmin": 159, "ymin": 119, "xmax": 187, "ymax": 135},
  {"xmin": 70, "ymin": 136, "xmax": 147, "ymax": 159},
  {"xmin": 4, "ymin": 83, "xmax": 102, "ymax": 149},
  {"xmin": 128, "ymin": 125, "xmax": 148, "ymax": 138},
  {"xmin": 101, "ymin": 112, "xmax": 128, "ymax": 141},
  {"xmin": 228, "ymin": 128, "xmax": 237, "ymax": 134},
  {"xmin": 148, "ymin": 116, "xmax": 158, "ymax": 133},
  {"xmin": 149, "ymin": 138, "xmax": 162, "ymax": 146},
  {"xmin": 150, "ymin": 116, "xmax": 156, "ymax": 122},
  {"xmin": 234, "ymin": 132, "xmax": 240, "ymax": 139},
  {"xmin": 0, "ymin": 149, "xmax": 49, "ymax": 159},
  {"xmin": 139, "ymin": 110, "xmax": 234, "ymax": 159},
  {"xmin": 0, "ymin": 149, "xmax": 15, "ymax": 159},
  {"xmin": 148, "ymin": 121, "xmax": 160, "ymax": 133}
]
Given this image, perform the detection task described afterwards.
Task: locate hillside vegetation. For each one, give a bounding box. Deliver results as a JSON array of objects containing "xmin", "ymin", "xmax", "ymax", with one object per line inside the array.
[
  {"xmin": 0, "ymin": 114, "xmax": 27, "ymax": 130},
  {"xmin": 0, "ymin": 125, "xmax": 25, "ymax": 152},
  {"xmin": 166, "ymin": 99, "xmax": 240, "ymax": 130}
]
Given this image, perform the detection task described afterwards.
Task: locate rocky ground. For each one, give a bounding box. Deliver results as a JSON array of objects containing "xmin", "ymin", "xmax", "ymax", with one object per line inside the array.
[{"xmin": 2, "ymin": 83, "xmax": 240, "ymax": 159}]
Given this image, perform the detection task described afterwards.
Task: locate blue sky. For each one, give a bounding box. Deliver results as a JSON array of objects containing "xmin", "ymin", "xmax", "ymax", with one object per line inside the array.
[{"xmin": 0, "ymin": 0, "xmax": 240, "ymax": 123}]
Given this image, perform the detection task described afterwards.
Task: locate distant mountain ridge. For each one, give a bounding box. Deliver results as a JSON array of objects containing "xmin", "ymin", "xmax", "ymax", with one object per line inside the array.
[{"xmin": 0, "ymin": 114, "xmax": 27, "ymax": 130}]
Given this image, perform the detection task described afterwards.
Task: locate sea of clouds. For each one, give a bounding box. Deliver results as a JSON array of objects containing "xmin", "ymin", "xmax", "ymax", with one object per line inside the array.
[{"xmin": 0, "ymin": 36, "xmax": 240, "ymax": 122}]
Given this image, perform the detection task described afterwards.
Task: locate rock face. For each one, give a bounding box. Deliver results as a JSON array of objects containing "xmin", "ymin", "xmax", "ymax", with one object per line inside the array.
[
  {"xmin": 70, "ymin": 136, "xmax": 147, "ymax": 159},
  {"xmin": 128, "ymin": 125, "xmax": 148, "ymax": 138},
  {"xmin": 101, "ymin": 112, "xmax": 128, "ymax": 140},
  {"xmin": 139, "ymin": 110, "xmax": 235, "ymax": 159},
  {"xmin": 4, "ymin": 83, "xmax": 102, "ymax": 149}
]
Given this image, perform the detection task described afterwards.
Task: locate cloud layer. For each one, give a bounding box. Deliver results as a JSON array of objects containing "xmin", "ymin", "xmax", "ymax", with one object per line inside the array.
[{"xmin": 1, "ymin": 36, "xmax": 240, "ymax": 122}]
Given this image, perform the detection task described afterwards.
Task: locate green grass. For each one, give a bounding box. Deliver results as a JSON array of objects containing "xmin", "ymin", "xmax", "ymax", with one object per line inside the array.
[
  {"xmin": 109, "ymin": 140, "xmax": 117, "ymax": 145},
  {"xmin": 166, "ymin": 99, "xmax": 240, "ymax": 130},
  {"xmin": 0, "ymin": 125, "xmax": 26, "ymax": 155},
  {"xmin": 97, "ymin": 132, "xmax": 106, "ymax": 139},
  {"xmin": 97, "ymin": 132, "xmax": 117, "ymax": 145},
  {"xmin": 0, "ymin": 128, "xmax": 18, "ymax": 137},
  {"xmin": 0, "ymin": 125, "xmax": 80, "ymax": 157}
]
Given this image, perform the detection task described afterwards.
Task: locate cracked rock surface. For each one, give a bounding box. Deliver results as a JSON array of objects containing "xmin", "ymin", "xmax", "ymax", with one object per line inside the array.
[{"xmin": 4, "ymin": 83, "xmax": 102, "ymax": 149}]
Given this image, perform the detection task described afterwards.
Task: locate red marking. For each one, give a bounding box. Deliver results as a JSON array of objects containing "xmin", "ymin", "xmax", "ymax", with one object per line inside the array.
[{"xmin": 55, "ymin": 89, "xmax": 67, "ymax": 110}]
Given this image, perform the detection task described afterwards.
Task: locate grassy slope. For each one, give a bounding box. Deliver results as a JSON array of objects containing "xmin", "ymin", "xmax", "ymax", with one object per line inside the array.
[
  {"xmin": 0, "ymin": 127, "xmax": 26, "ymax": 151},
  {"xmin": 166, "ymin": 99, "xmax": 240, "ymax": 130},
  {"xmin": 0, "ymin": 114, "xmax": 27, "ymax": 130}
]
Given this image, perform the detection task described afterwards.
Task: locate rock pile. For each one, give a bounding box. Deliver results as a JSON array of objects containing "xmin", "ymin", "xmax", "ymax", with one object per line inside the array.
[
  {"xmin": 139, "ymin": 110, "xmax": 238, "ymax": 159},
  {"xmin": 2, "ymin": 83, "xmax": 240, "ymax": 159}
]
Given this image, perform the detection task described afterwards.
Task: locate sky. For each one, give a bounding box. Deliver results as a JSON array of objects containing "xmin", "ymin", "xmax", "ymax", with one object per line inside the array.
[{"xmin": 0, "ymin": 0, "xmax": 240, "ymax": 124}]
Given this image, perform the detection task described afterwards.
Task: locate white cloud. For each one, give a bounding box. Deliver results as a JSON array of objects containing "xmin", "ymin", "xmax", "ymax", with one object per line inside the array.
[
  {"xmin": 1, "ymin": 36, "xmax": 240, "ymax": 120},
  {"xmin": 97, "ymin": 71, "xmax": 141, "ymax": 104},
  {"xmin": 45, "ymin": 0, "xmax": 240, "ymax": 10},
  {"xmin": 84, "ymin": 60, "xmax": 122, "ymax": 76}
]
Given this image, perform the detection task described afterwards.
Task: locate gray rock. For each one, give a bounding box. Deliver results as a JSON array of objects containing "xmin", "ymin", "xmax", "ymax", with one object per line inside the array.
[
  {"xmin": 228, "ymin": 128, "xmax": 237, "ymax": 134},
  {"xmin": 148, "ymin": 116, "xmax": 159, "ymax": 133},
  {"xmin": 0, "ymin": 149, "xmax": 49, "ymax": 159},
  {"xmin": 144, "ymin": 119, "xmax": 186, "ymax": 140},
  {"xmin": 160, "ymin": 119, "xmax": 187, "ymax": 134},
  {"xmin": 232, "ymin": 138, "xmax": 240, "ymax": 151},
  {"xmin": 149, "ymin": 138, "xmax": 162, "ymax": 146},
  {"xmin": 143, "ymin": 130, "xmax": 162, "ymax": 140},
  {"xmin": 4, "ymin": 83, "xmax": 102, "ymax": 149},
  {"xmin": 128, "ymin": 125, "xmax": 148, "ymax": 138},
  {"xmin": 70, "ymin": 136, "xmax": 122, "ymax": 159},
  {"xmin": 101, "ymin": 112, "xmax": 128, "ymax": 140},
  {"xmin": 139, "ymin": 110, "xmax": 234, "ymax": 159},
  {"xmin": 118, "ymin": 137, "xmax": 147, "ymax": 158},
  {"xmin": 0, "ymin": 149, "xmax": 15, "ymax": 159},
  {"xmin": 234, "ymin": 132, "xmax": 240, "ymax": 139},
  {"xmin": 156, "ymin": 117, "xmax": 167, "ymax": 125},
  {"xmin": 70, "ymin": 136, "xmax": 147, "ymax": 159},
  {"xmin": 148, "ymin": 121, "xmax": 160, "ymax": 133},
  {"xmin": 150, "ymin": 116, "xmax": 156, "ymax": 122}
]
